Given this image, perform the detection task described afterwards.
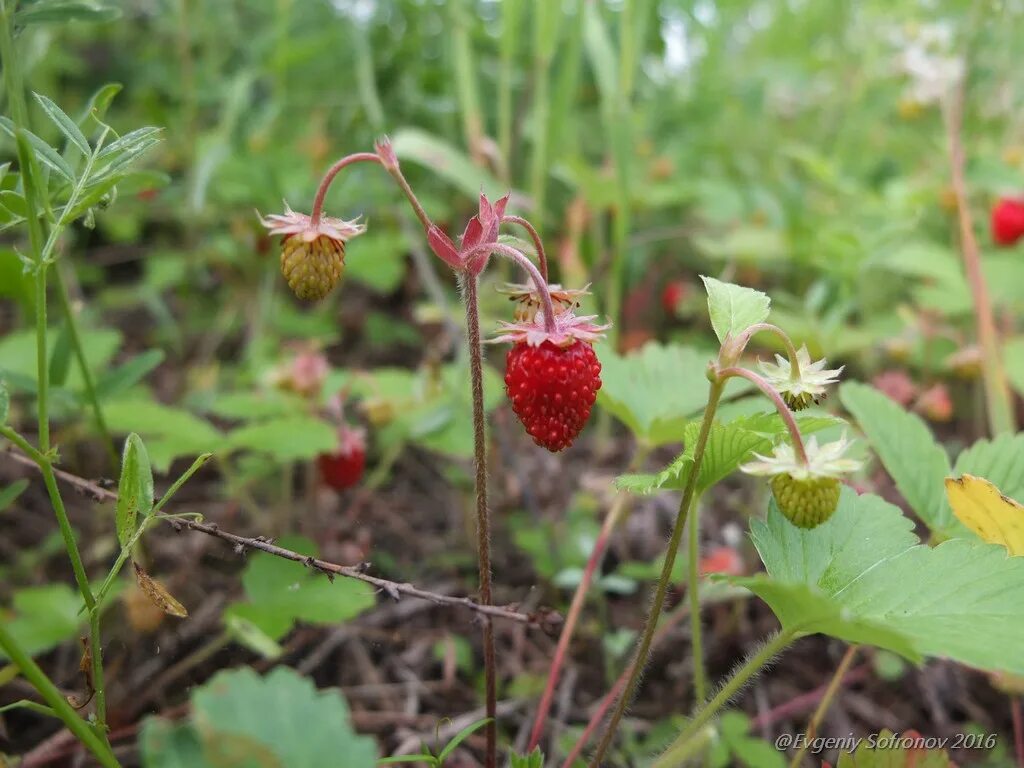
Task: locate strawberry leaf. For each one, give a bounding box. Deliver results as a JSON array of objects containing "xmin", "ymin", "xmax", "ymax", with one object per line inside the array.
[
  {"xmin": 700, "ymin": 276, "xmax": 771, "ymax": 343},
  {"xmin": 734, "ymin": 487, "xmax": 1024, "ymax": 675}
]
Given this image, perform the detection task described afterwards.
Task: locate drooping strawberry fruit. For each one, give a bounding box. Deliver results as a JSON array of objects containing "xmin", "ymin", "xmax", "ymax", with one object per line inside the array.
[
  {"xmin": 493, "ymin": 309, "xmax": 609, "ymax": 452},
  {"xmin": 991, "ymin": 197, "xmax": 1024, "ymax": 247},
  {"xmin": 317, "ymin": 423, "xmax": 367, "ymax": 490}
]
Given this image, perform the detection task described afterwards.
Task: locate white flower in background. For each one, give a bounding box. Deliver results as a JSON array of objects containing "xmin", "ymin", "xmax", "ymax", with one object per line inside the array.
[{"xmin": 889, "ymin": 21, "xmax": 963, "ymax": 106}]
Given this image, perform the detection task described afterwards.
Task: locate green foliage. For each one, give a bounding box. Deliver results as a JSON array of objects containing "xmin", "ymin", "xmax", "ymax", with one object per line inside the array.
[
  {"xmin": 115, "ymin": 433, "xmax": 153, "ymax": 546},
  {"xmin": 708, "ymin": 711, "xmax": 786, "ymax": 768},
  {"xmin": 0, "ymin": 585, "xmax": 82, "ymax": 660},
  {"xmin": 597, "ymin": 342, "xmax": 750, "ymax": 445},
  {"xmin": 701, "ymin": 277, "xmax": 771, "ymax": 344},
  {"xmin": 617, "ymin": 411, "xmax": 839, "ymax": 495},
  {"xmin": 733, "ymin": 487, "xmax": 1024, "ymax": 675},
  {"xmin": 103, "ymin": 399, "xmax": 222, "ymax": 472},
  {"xmin": 392, "ymin": 128, "xmax": 503, "ymax": 200},
  {"xmin": 223, "ymin": 536, "xmax": 375, "ymax": 641},
  {"xmin": 841, "ymin": 382, "xmax": 1024, "ymax": 540},
  {"xmin": 223, "ymin": 416, "xmax": 338, "ymax": 461},
  {"xmin": 0, "ymin": 478, "xmax": 29, "ymax": 512},
  {"xmin": 0, "ymin": 378, "xmax": 7, "ymax": 424},
  {"xmin": 510, "ymin": 748, "xmax": 544, "ymax": 768},
  {"xmin": 835, "ymin": 730, "xmax": 954, "ymax": 767},
  {"xmin": 140, "ymin": 667, "xmax": 377, "ymax": 768}
]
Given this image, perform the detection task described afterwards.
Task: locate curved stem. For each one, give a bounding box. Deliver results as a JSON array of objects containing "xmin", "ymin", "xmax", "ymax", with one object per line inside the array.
[
  {"xmin": 309, "ymin": 152, "xmax": 381, "ymax": 225},
  {"xmin": 788, "ymin": 644, "xmax": 859, "ymax": 768},
  {"xmin": 461, "ymin": 275, "xmax": 497, "ymax": 768},
  {"xmin": 501, "ymin": 214, "xmax": 549, "ymax": 282},
  {"xmin": 588, "ymin": 381, "xmax": 725, "ymax": 767},
  {"xmin": 717, "ymin": 366, "xmax": 809, "ymax": 466},
  {"xmin": 653, "ymin": 630, "xmax": 798, "ymax": 768},
  {"xmin": 461, "ymin": 241, "xmax": 556, "ymax": 333},
  {"xmin": 687, "ymin": 493, "xmax": 707, "ymax": 706},
  {"xmin": 0, "ymin": 623, "xmax": 120, "ymax": 768},
  {"xmin": 739, "ymin": 323, "xmax": 802, "ymax": 380}
]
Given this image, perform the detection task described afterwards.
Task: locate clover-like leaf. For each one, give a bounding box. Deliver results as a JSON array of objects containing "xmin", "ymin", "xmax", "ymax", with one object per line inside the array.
[{"xmin": 733, "ymin": 487, "xmax": 1024, "ymax": 674}]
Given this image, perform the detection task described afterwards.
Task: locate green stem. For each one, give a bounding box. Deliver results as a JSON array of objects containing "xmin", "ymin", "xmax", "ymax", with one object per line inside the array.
[
  {"xmin": 529, "ymin": 0, "xmax": 559, "ymax": 235},
  {"xmin": 687, "ymin": 493, "xmax": 707, "ymax": 706},
  {"xmin": 589, "ymin": 380, "xmax": 726, "ymax": 766},
  {"xmin": 0, "ymin": 623, "xmax": 120, "ymax": 768},
  {"xmin": 653, "ymin": 630, "xmax": 798, "ymax": 768},
  {"xmin": 788, "ymin": 645, "xmax": 859, "ymax": 768},
  {"xmin": 462, "ymin": 274, "xmax": 497, "ymax": 768},
  {"xmin": 54, "ymin": 268, "xmax": 118, "ymax": 466}
]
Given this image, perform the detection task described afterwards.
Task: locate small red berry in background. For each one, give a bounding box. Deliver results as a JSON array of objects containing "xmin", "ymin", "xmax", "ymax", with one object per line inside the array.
[
  {"xmin": 914, "ymin": 383, "xmax": 953, "ymax": 423},
  {"xmin": 318, "ymin": 423, "xmax": 366, "ymax": 490},
  {"xmin": 698, "ymin": 546, "xmax": 744, "ymax": 576},
  {"xmin": 991, "ymin": 197, "xmax": 1024, "ymax": 246},
  {"xmin": 661, "ymin": 280, "xmax": 689, "ymax": 316},
  {"xmin": 505, "ymin": 339, "xmax": 602, "ymax": 452}
]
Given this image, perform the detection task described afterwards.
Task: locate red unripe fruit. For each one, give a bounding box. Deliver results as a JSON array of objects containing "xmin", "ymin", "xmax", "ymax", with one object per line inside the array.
[
  {"xmin": 991, "ymin": 197, "xmax": 1024, "ymax": 246},
  {"xmin": 505, "ymin": 340, "xmax": 602, "ymax": 452},
  {"xmin": 318, "ymin": 447, "xmax": 365, "ymax": 490}
]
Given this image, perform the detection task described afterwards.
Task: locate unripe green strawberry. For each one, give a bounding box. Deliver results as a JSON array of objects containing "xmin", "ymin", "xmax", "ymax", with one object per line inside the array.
[
  {"xmin": 770, "ymin": 474, "xmax": 840, "ymax": 529},
  {"xmin": 280, "ymin": 235, "xmax": 345, "ymax": 301},
  {"xmin": 260, "ymin": 205, "xmax": 365, "ymax": 302}
]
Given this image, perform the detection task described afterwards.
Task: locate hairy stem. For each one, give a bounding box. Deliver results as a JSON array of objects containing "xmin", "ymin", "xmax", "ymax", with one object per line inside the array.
[
  {"xmin": 309, "ymin": 152, "xmax": 382, "ymax": 225},
  {"xmin": 501, "ymin": 214, "xmax": 549, "ymax": 282},
  {"xmin": 461, "ymin": 275, "xmax": 497, "ymax": 768},
  {"xmin": 461, "ymin": 241, "xmax": 555, "ymax": 332},
  {"xmin": 738, "ymin": 322, "xmax": 803, "ymax": 380},
  {"xmin": 653, "ymin": 630, "xmax": 798, "ymax": 768},
  {"xmin": 0, "ymin": 624, "xmax": 120, "ymax": 768},
  {"xmin": 588, "ymin": 380, "xmax": 725, "ymax": 766},
  {"xmin": 687, "ymin": 493, "xmax": 707, "ymax": 705},
  {"xmin": 717, "ymin": 366, "xmax": 809, "ymax": 466},
  {"xmin": 788, "ymin": 644, "xmax": 859, "ymax": 768}
]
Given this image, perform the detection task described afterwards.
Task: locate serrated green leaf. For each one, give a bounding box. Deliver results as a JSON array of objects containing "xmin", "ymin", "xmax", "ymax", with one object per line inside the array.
[
  {"xmin": 597, "ymin": 342, "xmax": 750, "ymax": 445},
  {"xmin": 735, "ymin": 487, "xmax": 1024, "ymax": 674},
  {"xmin": 701, "ymin": 276, "xmax": 771, "ymax": 343},
  {"xmin": 115, "ymin": 433, "xmax": 153, "ymax": 546},
  {"xmin": 615, "ymin": 412, "xmax": 838, "ymax": 496},
  {"xmin": 224, "ymin": 416, "xmax": 338, "ymax": 461},
  {"xmin": 191, "ymin": 667, "xmax": 377, "ymax": 767},
  {"xmin": 224, "ymin": 536, "xmax": 375, "ymax": 640},
  {"xmin": 953, "ymin": 433, "xmax": 1024, "ymax": 505},
  {"xmin": 139, "ymin": 718, "xmax": 205, "ymax": 768},
  {"xmin": 839, "ymin": 382, "xmax": 953, "ymax": 535},
  {"xmin": 33, "ymin": 92, "xmax": 90, "ymax": 156}
]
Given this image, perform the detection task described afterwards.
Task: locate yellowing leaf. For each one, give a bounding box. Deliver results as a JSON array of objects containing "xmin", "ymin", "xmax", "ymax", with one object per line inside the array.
[
  {"xmin": 945, "ymin": 474, "xmax": 1024, "ymax": 556},
  {"xmin": 133, "ymin": 562, "xmax": 188, "ymax": 618}
]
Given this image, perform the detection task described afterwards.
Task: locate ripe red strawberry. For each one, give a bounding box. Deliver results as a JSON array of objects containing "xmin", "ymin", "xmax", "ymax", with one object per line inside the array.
[
  {"xmin": 494, "ymin": 307, "xmax": 609, "ymax": 452},
  {"xmin": 505, "ymin": 339, "xmax": 602, "ymax": 451},
  {"xmin": 991, "ymin": 197, "xmax": 1024, "ymax": 246},
  {"xmin": 317, "ymin": 424, "xmax": 366, "ymax": 490}
]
